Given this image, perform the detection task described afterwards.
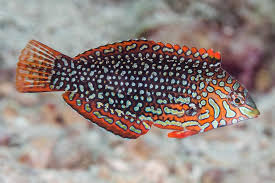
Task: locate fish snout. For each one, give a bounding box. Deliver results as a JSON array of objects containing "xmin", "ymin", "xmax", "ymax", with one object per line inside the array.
[
  {"xmin": 245, "ymin": 95, "xmax": 260, "ymax": 117},
  {"xmin": 248, "ymin": 108, "xmax": 260, "ymax": 118}
]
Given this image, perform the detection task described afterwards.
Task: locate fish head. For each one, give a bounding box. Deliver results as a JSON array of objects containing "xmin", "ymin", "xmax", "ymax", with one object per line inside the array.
[
  {"xmin": 225, "ymin": 82, "xmax": 260, "ymax": 121},
  {"xmin": 198, "ymin": 71, "xmax": 260, "ymax": 131},
  {"xmin": 212, "ymin": 74, "xmax": 260, "ymax": 128}
]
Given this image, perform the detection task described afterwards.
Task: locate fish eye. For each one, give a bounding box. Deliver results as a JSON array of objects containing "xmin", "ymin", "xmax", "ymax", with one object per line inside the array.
[
  {"xmin": 229, "ymin": 92, "xmax": 244, "ymax": 106},
  {"xmin": 234, "ymin": 98, "xmax": 241, "ymax": 104}
]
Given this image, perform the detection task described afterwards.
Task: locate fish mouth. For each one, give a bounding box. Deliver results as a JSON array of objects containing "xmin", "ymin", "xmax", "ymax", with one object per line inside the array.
[
  {"xmin": 247, "ymin": 108, "xmax": 260, "ymax": 118},
  {"xmin": 239, "ymin": 106, "xmax": 260, "ymax": 119},
  {"xmin": 245, "ymin": 95, "xmax": 260, "ymax": 117}
]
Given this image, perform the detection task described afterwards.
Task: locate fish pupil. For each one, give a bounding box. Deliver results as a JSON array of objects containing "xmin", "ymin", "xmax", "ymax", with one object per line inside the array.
[{"xmin": 234, "ymin": 98, "xmax": 241, "ymax": 104}]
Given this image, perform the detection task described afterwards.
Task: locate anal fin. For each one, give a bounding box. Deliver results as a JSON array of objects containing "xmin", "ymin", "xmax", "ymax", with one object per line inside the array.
[{"xmin": 62, "ymin": 92, "xmax": 151, "ymax": 139}]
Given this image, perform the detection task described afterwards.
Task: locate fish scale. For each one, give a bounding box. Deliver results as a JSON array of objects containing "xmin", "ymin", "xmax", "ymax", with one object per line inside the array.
[
  {"xmin": 61, "ymin": 40, "xmax": 220, "ymax": 135},
  {"xmin": 16, "ymin": 39, "xmax": 260, "ymax": 139}
]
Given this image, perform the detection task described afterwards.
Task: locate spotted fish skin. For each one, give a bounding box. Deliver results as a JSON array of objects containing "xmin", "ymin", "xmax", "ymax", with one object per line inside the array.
[{"xmin": 16, "ymin": 39, "xmax": 260, "ymax": 139}]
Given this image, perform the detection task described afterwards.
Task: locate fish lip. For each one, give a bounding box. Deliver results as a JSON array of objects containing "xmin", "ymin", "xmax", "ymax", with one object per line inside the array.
[
  {"xmin": 245, "ymin": 95, "xmax": 260, "ymax": 117},
  {"xmin": 249, "ymin": 108, "xmax": 260, "ymax": 118}
]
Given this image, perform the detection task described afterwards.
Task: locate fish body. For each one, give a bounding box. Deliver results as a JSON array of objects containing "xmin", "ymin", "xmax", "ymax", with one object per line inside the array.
[{"xmin": 16, "ymin": 39, "xmax": 260, "ymax": 139}]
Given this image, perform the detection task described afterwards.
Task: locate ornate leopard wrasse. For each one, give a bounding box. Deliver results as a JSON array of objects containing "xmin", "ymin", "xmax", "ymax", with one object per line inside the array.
[{"xmin": 16, "ymin": 39, "xmax": 260, "ymax": 139}]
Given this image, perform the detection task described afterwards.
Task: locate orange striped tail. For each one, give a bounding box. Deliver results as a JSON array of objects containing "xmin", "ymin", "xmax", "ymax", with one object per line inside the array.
[{"xmin": 16, "ymin": 40, "xmax": 71, "ymax": 93}]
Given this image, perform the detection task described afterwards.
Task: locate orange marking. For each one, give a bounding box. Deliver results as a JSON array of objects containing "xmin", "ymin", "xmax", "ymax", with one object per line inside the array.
[
  {"xmin": 191, "ymin": 47, "xmax": 198, "ymax": 53},
  {"xmin": 167, "ymin": 130, "xmax": 199, "ymax": 138},
  {"xmin": 207, "ymin": 48, "xmax": 214, "ymax": 57},
  {"xmin": 215, "ymin": 52, "xmax": 221, "ymax": 60},
  {"xmin": 174, "ymin": 44, "xmax": 180, "ymax": 50},
  {"xmin": 157, "ymin": 42, "xmax": 165, "ymax": 47},
  {"xmin": 165, "ymin": 43, "xmax": 173, "ymax": 48},
  {"xmin": 186, "ymin": 125, "xmax": 201, "ymax": 132},
  {"xmin": 182, "ymin": 46, "xmax": 189, "ymax": 52},
  {"xmin": 199, "ymin": 48, "xmax": 206, "ymax": 55}
]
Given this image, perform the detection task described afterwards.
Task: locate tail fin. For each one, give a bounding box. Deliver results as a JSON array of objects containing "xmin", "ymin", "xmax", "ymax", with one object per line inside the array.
[{"xmin": 16, "ymin": 40, "xmax": 71, "ymax": 93}]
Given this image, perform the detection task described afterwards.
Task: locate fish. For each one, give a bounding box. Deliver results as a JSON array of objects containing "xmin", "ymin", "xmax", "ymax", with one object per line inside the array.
[{"xmin": 16, "ymin": 39, "xmax": 260, "ymax": 139}]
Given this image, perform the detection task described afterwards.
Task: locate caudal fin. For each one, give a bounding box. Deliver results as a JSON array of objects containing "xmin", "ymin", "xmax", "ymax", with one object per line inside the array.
[{"xmin": 16, "ymin": 40, "xmax": 70, "ymax": 93}]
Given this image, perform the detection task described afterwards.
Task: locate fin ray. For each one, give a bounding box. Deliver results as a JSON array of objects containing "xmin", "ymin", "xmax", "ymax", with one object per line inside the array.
[{"xmin": 16, "ymin": 40, "xmax": 72, "ymax": 93}]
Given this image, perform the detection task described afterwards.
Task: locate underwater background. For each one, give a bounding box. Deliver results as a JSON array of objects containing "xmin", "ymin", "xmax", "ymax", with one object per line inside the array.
[{"xmin": 0, "ymin": 0, "xmax": 274, "ymax": 182}]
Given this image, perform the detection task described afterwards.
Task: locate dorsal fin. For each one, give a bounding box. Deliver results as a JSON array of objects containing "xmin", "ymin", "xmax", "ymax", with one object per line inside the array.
[
  {"xmin": 62, "ymin": 91, "xmax": 152, "ymax": 139},
  {"xmin": 74, "ymin": 40, "xmax": 221, "ymax": 63}
]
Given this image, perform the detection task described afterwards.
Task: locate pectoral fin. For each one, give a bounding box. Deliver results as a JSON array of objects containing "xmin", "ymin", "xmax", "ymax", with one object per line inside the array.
[{"xmin": 167, "ymin": 130, "xmax": 199, "ymax": 138}]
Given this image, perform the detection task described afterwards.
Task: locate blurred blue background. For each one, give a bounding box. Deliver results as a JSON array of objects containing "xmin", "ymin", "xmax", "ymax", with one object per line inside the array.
[{"xmin": 0, "ymin": 0, "xmax": 274, "ymax": 183}]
